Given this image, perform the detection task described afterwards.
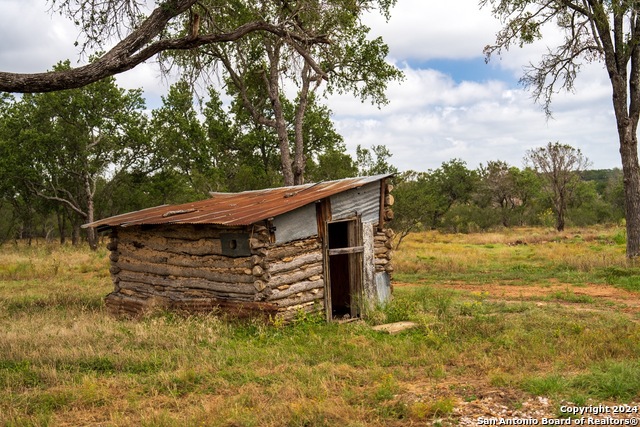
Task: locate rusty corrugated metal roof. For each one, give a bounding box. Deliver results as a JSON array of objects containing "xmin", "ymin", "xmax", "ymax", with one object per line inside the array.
[{"xmin": 83, "ymin": 174, "xmax": 391, "ymax": 229}]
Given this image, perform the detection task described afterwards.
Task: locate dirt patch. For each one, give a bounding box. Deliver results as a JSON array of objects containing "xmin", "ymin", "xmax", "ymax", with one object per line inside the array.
[{"xmin": 398, "ymin": 378, "xmax": 639, "ymax": 425}]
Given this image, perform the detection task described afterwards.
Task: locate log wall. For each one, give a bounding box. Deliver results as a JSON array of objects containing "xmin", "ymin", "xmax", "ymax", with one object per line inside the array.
[
  {"xmin": 105, "ymin": 223, "xmax": 278, "ymax": 318},
  {"xmin": 376, "ymin": 181, "xmax": 395, "ymax": 277},
  {"xmin": 373, "ymin": 228, "xmax": 394, "ymax": 275},
  {"xmin": 263, "ymin": 237, "xmax": 325, "ymax": 322}
]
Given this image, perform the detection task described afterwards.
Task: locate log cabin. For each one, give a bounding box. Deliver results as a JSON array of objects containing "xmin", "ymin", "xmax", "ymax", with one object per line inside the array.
[{"xmin": 83, "ymin": 174, "xmax": 394, "ymax": 322}]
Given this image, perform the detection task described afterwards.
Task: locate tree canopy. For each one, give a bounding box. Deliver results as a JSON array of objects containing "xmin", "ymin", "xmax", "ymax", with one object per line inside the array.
[
  {"xmin": 0, "ymin": 0, "xmax": 397, "ymax": 94},
  {"xmin": 525, "ymin": 142, "xmax": 591, "ymax": 231}
]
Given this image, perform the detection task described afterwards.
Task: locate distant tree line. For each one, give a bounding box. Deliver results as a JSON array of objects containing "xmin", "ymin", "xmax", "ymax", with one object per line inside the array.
[{"xmin": 392, "ymin": 152, "xmax": 624, "ymax": 248}]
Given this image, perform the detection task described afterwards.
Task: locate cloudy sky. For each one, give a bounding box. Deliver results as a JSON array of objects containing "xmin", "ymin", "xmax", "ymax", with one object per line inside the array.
[{"xmin": 0, "ymin": 0, "xmax": 623, "ymax": 172}]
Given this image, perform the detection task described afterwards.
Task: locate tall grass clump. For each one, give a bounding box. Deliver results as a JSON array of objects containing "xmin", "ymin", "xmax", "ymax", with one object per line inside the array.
[{"xmin": 570, "ymin": 360, "xmax": 640, "ymax": 400}]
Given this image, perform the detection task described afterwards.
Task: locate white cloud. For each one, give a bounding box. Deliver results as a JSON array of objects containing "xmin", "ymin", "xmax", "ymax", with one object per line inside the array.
[
  {"xmin": 329, "ymin": 60, "xmax": 621, "ymax": 172},
  {"xmin": 0, "ymin": 1, "xmax": 78, "ymax": 72},
  {"xmin": 364, "ymin": 0, "xmax": 501, "ymax": 61}
]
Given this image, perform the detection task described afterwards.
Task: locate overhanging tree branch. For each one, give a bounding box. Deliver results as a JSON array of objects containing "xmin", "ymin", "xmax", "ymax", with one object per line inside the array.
[{"xmin": 0, "ymin": 0, "xmax": 329, "ymax": 93}]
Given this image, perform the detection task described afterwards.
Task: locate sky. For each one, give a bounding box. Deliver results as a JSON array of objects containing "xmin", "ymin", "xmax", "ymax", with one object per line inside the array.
[{"xmin": 0, "ymin": 0, "xmax": 624, "ymax": 172}]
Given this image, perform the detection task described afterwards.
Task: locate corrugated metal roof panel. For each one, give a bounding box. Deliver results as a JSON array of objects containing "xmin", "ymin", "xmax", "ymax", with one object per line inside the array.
[{"xmin": 84, "ymin": 174, "xmax": 391, "ymax": 229}]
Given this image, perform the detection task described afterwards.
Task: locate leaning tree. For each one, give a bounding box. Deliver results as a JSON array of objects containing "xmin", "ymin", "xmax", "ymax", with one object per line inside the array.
[
  {"xmin": 169, "ymin": 0, "xmax": 402, "ymax": 185},
  {"xmin": 482, "ymin": 0, "xmax": 640, "ymax": 259}
]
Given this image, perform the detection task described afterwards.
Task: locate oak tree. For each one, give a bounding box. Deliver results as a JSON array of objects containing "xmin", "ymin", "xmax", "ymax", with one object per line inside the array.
[
  {"xmin": 0, "ymin": 0, "xmax": 331, "ymax": 93},
  {"xmin": 524, "ymin": 142, "xmax": 591, "ymax": 231},
  {"xmin": 170, "ymin": 0, "xmax": 402, "ymax": 185},
  {"xmin": 482, "ymin": 0, "xmax": 640, "ymax": 258},
  {"xmin": 0, "ymin": 62, "xmax": 149, "ymax": 249}
]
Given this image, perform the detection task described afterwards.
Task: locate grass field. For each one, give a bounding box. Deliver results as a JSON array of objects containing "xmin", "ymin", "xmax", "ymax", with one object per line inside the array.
[{"xmin": 1, "ymin": 225, "xmax": 639, "ymax": 426}]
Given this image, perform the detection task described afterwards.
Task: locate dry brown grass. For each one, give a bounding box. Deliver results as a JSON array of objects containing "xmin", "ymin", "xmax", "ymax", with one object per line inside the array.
[
  {"xmin": 1, "ymin": 229, "xmax": 639, "ymax": 426},
  {"xmin": 394, "ymin": 225, "xmax": 628, "ymax": 282}
]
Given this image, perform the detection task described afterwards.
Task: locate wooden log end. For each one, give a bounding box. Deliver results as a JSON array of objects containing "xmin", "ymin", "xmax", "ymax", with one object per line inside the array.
[
  {"xmin": 106, "ymin": 240, "xmax": 118, "ymax": 252},
  {"xmin": 384, "ymin": 209, "xmax": 394, "ymax": 221}
]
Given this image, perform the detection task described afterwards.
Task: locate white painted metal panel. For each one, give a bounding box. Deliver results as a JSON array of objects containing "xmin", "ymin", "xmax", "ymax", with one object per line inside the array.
[
  {"xmin": 273, "ymin": 203, "xmax": 318, "ymax": 244},
  {"xmin": 375, "ymin": 272, "xmax": 392, "ymax": 304}
]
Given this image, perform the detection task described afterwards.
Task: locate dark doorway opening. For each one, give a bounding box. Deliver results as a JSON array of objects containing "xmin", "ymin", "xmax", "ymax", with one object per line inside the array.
[{"xmin": 327, "ymin": 219, "xmax": 362, "ymax": 319}]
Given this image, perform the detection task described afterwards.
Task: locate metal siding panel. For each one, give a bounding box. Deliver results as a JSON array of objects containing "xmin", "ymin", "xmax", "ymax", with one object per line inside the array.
[
  {"xmin": 375, "ymin": 272, "xmax": 392, "ymax": 304},
  {"xmin": 362, "ymin": 222, "xmax": 376, "ymax": 309},
  {"xmin": 273, "ymin": 203, "xmax": 318, "ymax": 244},
  {"xmin": 330, "ymin": 182, "xmax": 381, "ymax": 223}
]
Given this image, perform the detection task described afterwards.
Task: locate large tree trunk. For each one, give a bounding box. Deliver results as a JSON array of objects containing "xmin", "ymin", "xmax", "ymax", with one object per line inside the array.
[
  {"xmin": 610, "ymin": 51, "xmax": 640, "ymax": 259},
  {"xmin": 622, "ymin": 14, "xmax": 640, "ymax": 260},
  {"xmin": 619, "ymin": 128, "xmax": 640, "ymax": 259},
  {"xmin": 292, "ymin": 63, "xmax": 312, "ymax": 186},
  {"xmin": 265, "ymin": 42, "xmax": 295, "ymax": 187}
]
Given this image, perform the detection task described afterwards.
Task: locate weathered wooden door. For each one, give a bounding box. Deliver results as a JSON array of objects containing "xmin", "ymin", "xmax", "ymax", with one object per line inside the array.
[{"xmin": 325, "ymin": 218, "xmax": 363, "ymax": 320}]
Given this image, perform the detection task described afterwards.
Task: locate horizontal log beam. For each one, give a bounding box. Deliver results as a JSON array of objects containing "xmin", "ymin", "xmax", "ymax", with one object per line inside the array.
[
  {"xmin": 118, "ymin": 243, "xmax": 253, "ymax": 269},
  {"xmin": 268, "ymin": 265, "xmax": 323, "ymax": 288},
  {"xmin": 121, "ymin": 224, "xmax": 247, "ymax": 241},
  {"xmin": 117, "ymin": 280, "xmax": 257, "ymax": 301},
  {"xmin": 118, "ymin": 233, "xmax": 224, "ymax": 256},
  {"xmin": 117, "ymin": 270, "xmax": 258, "ymax": 295},
  {"xmin": 116, "ymin": 259, "xmax": 256, "ymax": 284},
  {"xmin": 329, "ymin": 246, "xmax": 363, "ymax": 256},
  {"xmin": 266, "ymin": 239, "xmax": 321, "ymax": 261},
  {"xmin": 269, "ymin": 251, "xmax": 323, "ymax": 274},
  {"xmin": 268, "ymin": 279, "xmax": 324, "ymax": 301},
  {"xmin": 274, "ymin": 289, "xmax": 324, "ymax": 308}
]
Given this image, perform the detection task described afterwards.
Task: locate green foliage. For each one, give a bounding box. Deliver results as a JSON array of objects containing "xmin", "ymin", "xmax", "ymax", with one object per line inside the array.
[
  {"xmin": 392, "ymin": 160, "xmax": 477, "ymax": 246},
  {"xmin": 0, "ymin": 72, "xmax": 359, "ymax": 243},
  {"xmin": 150, "ymin": 81, "xmax": 223, "ymax": 197},
  {"xmin": 0, "ymin": 61, "xmax": 149, "ymax": 248},
  {"xmin": 305, "ymin": 148, "xmax": 358, "ymax": 182},
  {"xmin": 393, "ymin": 148, "xmax": 625, "ymax": 243}
]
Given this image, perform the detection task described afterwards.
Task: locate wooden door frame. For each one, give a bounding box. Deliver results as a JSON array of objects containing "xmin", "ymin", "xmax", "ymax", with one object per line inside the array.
[{"xmin": 323, "ymin": 216, "xmax": 364, "ymax": 321}]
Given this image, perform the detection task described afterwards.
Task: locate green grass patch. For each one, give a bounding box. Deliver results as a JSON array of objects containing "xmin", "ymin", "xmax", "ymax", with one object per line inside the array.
[
  {"xmin": 570, "ymin": 360, "xmax": 640, "ymax": 400},
  {"xmin": 522, "ymin": 374, "xmax": 567, "ymax": 395},
  {"xmin": 547, "ymin": 289, "xmax": 595, "ymax": 304}
]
